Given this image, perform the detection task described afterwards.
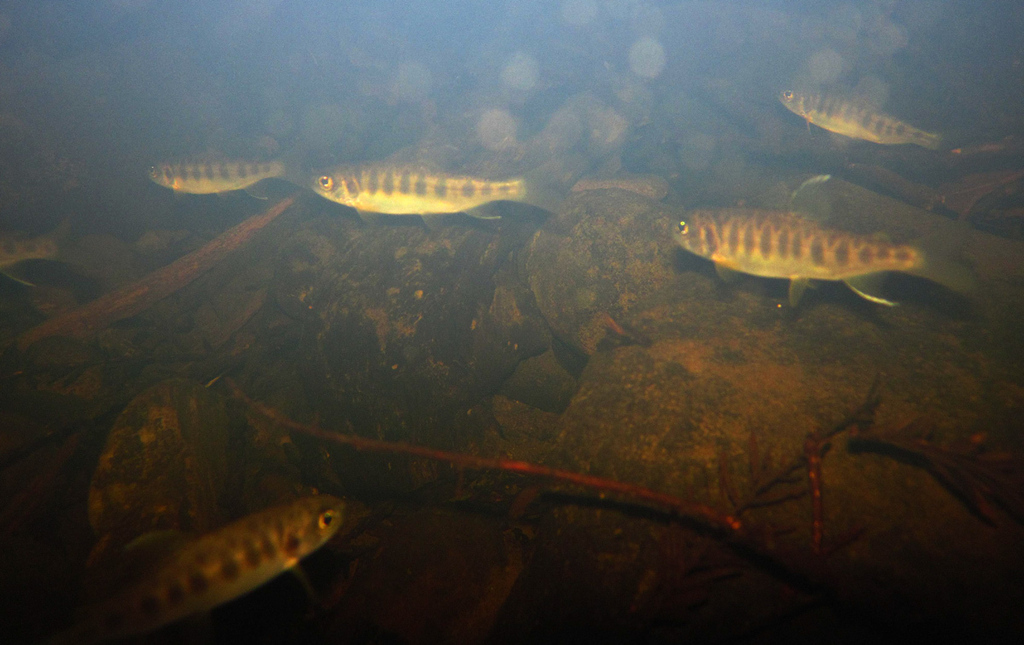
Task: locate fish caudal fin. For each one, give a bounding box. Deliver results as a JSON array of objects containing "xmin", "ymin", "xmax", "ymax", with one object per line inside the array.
[
  {"xmin": 520, "ymin": 154, "xmax": 592, "ymax": 214},
  {"xmin": 918, "ymin": 131, "xmax": 943, "ymax": 151},
  {"xmin": 907, "ymin": 231, "xmax": 976, "ymax": 296}
]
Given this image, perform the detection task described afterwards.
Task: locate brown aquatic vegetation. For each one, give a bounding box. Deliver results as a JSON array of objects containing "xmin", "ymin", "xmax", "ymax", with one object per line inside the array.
[{"xmin": 851, "ymin": 417, "xmax": 1024, "ymax": 526}]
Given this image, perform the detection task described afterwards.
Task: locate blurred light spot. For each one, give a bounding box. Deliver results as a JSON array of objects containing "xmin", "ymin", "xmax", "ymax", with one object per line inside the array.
[
  {"xmin": 561, "ymin": 0, "xmax": 598, "ymax": 27},
  {"xmin": 477, "ymin": 109, "xmax": 518, "ymax": 151},
  {"xmin": 588, "ymin": 107, "xmax": 628, "ymax": 150},
  {"xmin": 391, "ymin": 61, "xmax": 433, "ymax": 102},
  {"xmin": 628, "ymin": 37, "xmax": 666, "ymax": 79},
  {"xmin": 871, "ymin": 20, "xmax": 908, "ymax": 57},
  {"xmin": 808, "ymin": 49, "xmax": 843, "ymax": 84},
  {"xmin": 501, "ymin": 52, "xmax": 539, "ymax": 92}
]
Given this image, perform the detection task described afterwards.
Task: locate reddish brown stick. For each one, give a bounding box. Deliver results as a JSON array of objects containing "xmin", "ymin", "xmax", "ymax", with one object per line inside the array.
[
  {"xmin": 804, "ymin": 436, "xmax": 824, "ymax": 555},
  {"xmin": 227, "ymin": 380, "xmax": 742, "ymax": 533},
  {"xmin": 17, "ymin": 196, "xmax": 295, "ymax": 350}
]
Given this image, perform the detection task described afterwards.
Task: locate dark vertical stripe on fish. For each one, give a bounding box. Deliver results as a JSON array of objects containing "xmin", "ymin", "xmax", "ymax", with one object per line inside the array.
[
  {"xmin": 776, "ymin": 227, "xmax": 789, "ymax": 257},
  {"xmin": 382, "ymin": 168, "xmax": 394, "ymax": 195},
  {"xmin": 728, "ymin": 222, "xmax": 740, "ymax": 254},
  {"xmin": 759, "ymin": 224, "xmax": 772, "ymax": 258},
  {"xmin": 435, "ymin": 178, "xmax": 448, "ymax": 197},
  {"xmin": 792, "ymin": 231, "xmax": 803, "ymax": 259},
  {"xmin": 366, "ymin": 169, "xmax": 379, "ymax": 194},
  {"xmin": 462, "ymin": 181, "xmax": 476, "ymax": 198},
  {"xmin": 399, "ymin": 170, "xmax": 411, "ymax": 194},
  {"xmin": 414, "ymin": 174, "xmax": 427, "ymax": 196},
  {"xmin": 204, "ymin": 165, "xmax": 214, "ymax": 180},
  {"xmin": 219, "ymin": 164, "xmax": 230, "ymax": 180},
  {"xmin": 876, "ymin": 246, "xmax": 890, "ymax": 261},
  {"xmin": 742, "ymin": 221, "xmax": 755, "ymax": 255},
  {"xmin": 810, "ymin": 237, "xmax": 824, "ymax": 265},
  {"xmin": 834, "ymin": 240, "xmax": 849, "ymax": 266},
  {"xmin": 858, "ymin": 247, "xmax": 873, "ymax": 264}
]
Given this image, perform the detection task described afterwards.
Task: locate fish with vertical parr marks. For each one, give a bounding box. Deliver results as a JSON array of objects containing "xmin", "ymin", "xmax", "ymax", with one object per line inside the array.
[
  {"xmin": 46, "ymin": 495, "xmax": 344, "ymax": 645},
  {"xmin": 148, "ymin": 159, "xmax": 287, "ymax": 194},
  {"xmin": 674, "ymin": 209, "xmax": 972, "ymax": 306},
  {"xmin": 779, "ymin": 90, "xmax": 942, "ymax": 150},
  {"xmin": 310, "ymin": 165, "xmax": 547, "ymax": 220}
]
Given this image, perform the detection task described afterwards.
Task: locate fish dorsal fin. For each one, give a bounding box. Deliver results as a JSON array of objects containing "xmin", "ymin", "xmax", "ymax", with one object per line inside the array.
[
  {"xmin": 788, "ymin": 277, "xmax": 811, "ymax": 306},
  {"xmin": 844, "ymin": 273, "xmax": 898, "ymax": 306}
]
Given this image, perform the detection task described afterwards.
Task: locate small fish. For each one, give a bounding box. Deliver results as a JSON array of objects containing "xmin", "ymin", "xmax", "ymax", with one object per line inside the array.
[
  {"xmin": 48, "ymin": 495, "xmax": 344, "ymax": 645},
  {"xmin": 148, "ymin": 159, "xmax": 286, "ymax": 194},
  {"xmin": 675, "ymin": 209, "xmax": 971, "ymax": 306},
  {"xmin": 779, "ymin": 90, "xmax": 942, "ymax": 150},
  {"xmin": 310, "ymin": 165, "xmax": 532, "ymax": 219}
]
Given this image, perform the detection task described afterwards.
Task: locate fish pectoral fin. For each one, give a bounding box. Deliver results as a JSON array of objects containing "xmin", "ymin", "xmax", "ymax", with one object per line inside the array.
[
  {"xmin": 713, "ymin": 261, "xmax": 742, "ymax": 282},
  {"xmin": 844, "ymin": 273, "xmax": 898, "ymax": 306},
  {"xmin": 464, "ymin": 203, "xmax": 503, "ymax": 220},
  {"xmin": 420, "ymin": 214, "xmax": 447, "ymax": 230},
  {"xmin": 244, "ymin": 182, "xmax": 271, "ymax": 200},
  {"xmin": 0, "ymin": 270, "xmax": 36, "ymax": 287},
  {"xmin": 288, "ymin": 565, "xmax": 318, "ymax": 604},
  {"xmin": 788, "ymin": 277, "xmax": 812, "ymax": 306},
  {"xmin": 355, "ymin": 209, "xmax": 386, "ymax": 226}
]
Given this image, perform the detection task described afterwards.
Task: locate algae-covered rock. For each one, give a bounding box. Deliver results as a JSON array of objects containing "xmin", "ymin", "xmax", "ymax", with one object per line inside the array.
[
  {"xmin": 88, "ymin": 379, "xmax": 231, "ymax": 546},
  {"xmin": 281, "ymin": 215, "xmax": 549, "ymax": 458},
  {"xmin": 523, "ymin": 188, "xmax": 678, "ymax": 355}
]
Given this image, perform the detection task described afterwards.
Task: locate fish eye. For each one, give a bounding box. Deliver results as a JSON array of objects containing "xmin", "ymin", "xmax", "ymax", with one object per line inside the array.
[
  {"xmin": 318, "ymin": 510, "xmax": 334, "ymax": 529},
  {"xmin": 148, "ymin": 165, "xmax": 159, "ymax": 179},
  {"xmin": 782, "ymin": 91, "xmax": 794, "ymax": 100},
  {"xmin": 677, "ymin": 221, "xmax": 689, "ymax": 236},
  {"xmin": 317, "ymin": 176, "xmax": 333, "ymax": 191}
]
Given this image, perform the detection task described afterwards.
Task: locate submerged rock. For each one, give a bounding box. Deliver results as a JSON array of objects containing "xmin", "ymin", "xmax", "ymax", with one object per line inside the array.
[{"xmin": 88, "ymin": 379, "xmax": 231, "ymax": 547}]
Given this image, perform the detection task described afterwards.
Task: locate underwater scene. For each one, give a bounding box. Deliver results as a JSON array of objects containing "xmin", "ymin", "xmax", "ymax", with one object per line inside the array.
[{"xmin": 2, "ymin": 1, "xmax": 1023, "ymax": 642}]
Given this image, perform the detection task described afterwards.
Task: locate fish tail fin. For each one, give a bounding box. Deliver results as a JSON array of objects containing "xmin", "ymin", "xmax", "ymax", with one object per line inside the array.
[
  {"xmin": 520, "ymin": 154, "xmax": 592, "ymax": 213},
  {"xmin": 919, "ymin": 131, "xmax": 943, "ymax": 151},
  {"xmin": 907, "ymin": 231, "xmax": 976, "ymax": 295}
]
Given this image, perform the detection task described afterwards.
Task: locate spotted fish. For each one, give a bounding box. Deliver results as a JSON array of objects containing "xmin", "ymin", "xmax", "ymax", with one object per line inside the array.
[
  {"xmin": 310, "ymin": 165, "xmax": 539, "ymax": 219},
  {"xmin": 148, "ymin": 159, "xmax": 287, "ymax": 194},
  {"xmin": 675, "ymin": 209, "xmax": 971, "ymax": 306},
  {"xmin": 779, "ymin": 90, "xmax": 942, "ymax": 150},
  {"xmin": 47, "ymin": 495, "xmax": 344, "ymax": 645}
]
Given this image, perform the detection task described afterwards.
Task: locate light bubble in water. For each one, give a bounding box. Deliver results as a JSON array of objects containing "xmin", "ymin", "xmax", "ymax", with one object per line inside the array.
[
  {"xmin": 628, "ymin": 36, "xmax": 666, "ymax": 79},
  {"xmin": 501, "ymin": 52, "xmax": 539, "ymax": 92},
  {"xmin": 477, "ymin": 109, "xmax": 518, "ymax": 151},
  {"xmin": 808, "ymin": 48, "xmax": 843, "ymax": 84},
  {"xmin": 561, "ymin": 0, "xmax": 598, "ymax": 27},
  {"xmin": 391, "ymin": 61, "xmax": 433, "ymax": 102}
]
